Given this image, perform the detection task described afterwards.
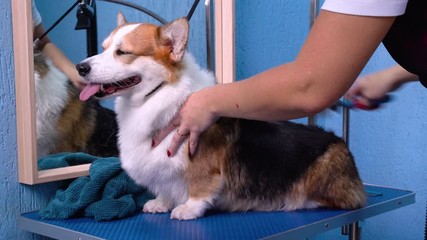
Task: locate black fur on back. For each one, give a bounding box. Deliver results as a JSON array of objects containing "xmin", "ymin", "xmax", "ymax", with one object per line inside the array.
[{"xmin": 223, "ymin": 119, "xmax": 350, "ymax": 199}]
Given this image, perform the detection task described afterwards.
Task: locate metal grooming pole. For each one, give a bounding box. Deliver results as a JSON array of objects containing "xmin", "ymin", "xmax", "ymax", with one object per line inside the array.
[
  {"xmin": 205, "ymin": 0, "xmax": 214, "ymax": 71},
  {"xmin": 341, "ymin": 95, "xmax": 362, "ymax": 240},
  {"xmin": 309, "ymin": 1, "xmax": 361, "ymax": 239},
  {"xmin": 308, "ymin": 0, "xmax": 319, "ymax": 126}
]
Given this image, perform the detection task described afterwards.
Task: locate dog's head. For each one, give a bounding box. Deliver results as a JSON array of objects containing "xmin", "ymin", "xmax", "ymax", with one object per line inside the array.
[{"xmin": 77, "ymin": 13, "xmax": 189, "ymax": 101}]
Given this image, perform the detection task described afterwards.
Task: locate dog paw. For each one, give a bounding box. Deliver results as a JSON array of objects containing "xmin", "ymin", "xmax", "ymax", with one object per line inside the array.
[
  {"xmin": 170, "ymin": 203, "xmax": 204, "ymax": 220},
  {"xmin": 143, "ymin": 199, "xmax": 170, "ymax": 213}
]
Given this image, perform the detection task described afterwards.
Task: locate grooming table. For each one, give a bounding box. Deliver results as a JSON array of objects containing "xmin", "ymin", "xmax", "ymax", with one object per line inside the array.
[{"xmin": 19, "ymin": 184, "xmax": 414, "ymax": 240}]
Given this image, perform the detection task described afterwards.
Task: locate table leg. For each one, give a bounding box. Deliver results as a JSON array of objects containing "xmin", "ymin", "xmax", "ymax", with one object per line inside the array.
[
  {"xmin": 342, "ymin": 225, "xmax": 349, "ymax": 235},
  {"xmin": 349, "ymin": 222, "xmax": 361, "ymax": 240}
]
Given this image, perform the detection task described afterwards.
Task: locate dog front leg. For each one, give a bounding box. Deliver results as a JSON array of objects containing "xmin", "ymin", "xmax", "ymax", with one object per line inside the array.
[
  {"xmin": 170, "ymin": 198, "xmax": 212, "ymax": 220},
  {"xmin": 170, "ymin": 165, "xmax": 223, "ymax": 220},
  {"xmin": 143, "ymin": 195, "xmax": 173, "ymax": 214}
]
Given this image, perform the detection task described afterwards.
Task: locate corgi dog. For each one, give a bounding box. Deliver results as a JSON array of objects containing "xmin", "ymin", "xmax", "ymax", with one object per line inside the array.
[
  {"xmin": 34, "ymin": 52, "xmax": 119, "ymax": 159},
  {"xmin": 76, "ymin": 13, "xmax": 366, "ymax": 220}
]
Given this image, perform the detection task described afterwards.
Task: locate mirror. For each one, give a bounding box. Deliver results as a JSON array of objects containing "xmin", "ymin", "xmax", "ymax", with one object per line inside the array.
[
  {"xmin": 33, "ymin": 0, "xmax": 120, "ymax": 175},
  {"xmin": 14, "ymin": 0, "xmax": 234, "ymax": 184}
]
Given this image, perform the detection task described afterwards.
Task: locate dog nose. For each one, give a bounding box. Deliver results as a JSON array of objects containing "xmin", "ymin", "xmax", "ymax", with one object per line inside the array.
[{"xmin": 76, "ymin": 63, "xmax": 91, "ymax": 77}]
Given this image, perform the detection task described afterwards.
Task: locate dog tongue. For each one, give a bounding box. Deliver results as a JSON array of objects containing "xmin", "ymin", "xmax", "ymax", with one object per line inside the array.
[{"xmin": 80, "ymin": 83, "xmax": 101, "ymax": 101}]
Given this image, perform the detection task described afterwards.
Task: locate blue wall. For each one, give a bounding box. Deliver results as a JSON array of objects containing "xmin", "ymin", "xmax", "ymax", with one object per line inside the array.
[{"xmin": 1, "ymin": 0, "xmax": 425, "ymax": 239}]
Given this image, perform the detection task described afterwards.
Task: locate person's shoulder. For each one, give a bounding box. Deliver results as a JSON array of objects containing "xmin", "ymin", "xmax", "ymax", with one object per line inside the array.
[{"xmin": 321, "ymin": 0, "xmax": 409, "ymax": 17}]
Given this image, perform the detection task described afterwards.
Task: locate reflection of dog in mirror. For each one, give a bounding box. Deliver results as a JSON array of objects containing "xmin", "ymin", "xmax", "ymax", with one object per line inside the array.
[
  {"xmin": 34, "ymin": 53, "xmax": 119, "ymax": 158},
  {"xmin": 77, "ymin": 14, "xmax": 366, "ymax": 220}
]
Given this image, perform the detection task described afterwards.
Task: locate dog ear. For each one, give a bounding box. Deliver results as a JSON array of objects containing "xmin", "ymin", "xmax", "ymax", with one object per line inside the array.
[
  {"xmin": 160, "ymin": 18, "xmax": 189, "ymax": 62},
  {"xmin": 117, "ymin": 12, "xmax": 127, "ymax": 26}
]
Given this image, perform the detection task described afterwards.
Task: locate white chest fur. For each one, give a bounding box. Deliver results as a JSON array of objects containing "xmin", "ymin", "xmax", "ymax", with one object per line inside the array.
[{"xmin": 115, "ymin": 54, "xmax": 216, "ymax": 207}]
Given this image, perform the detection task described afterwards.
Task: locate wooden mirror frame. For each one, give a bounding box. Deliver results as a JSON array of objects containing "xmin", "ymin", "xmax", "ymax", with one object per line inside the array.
[{"xmin": 13, "ymin": 0, "xmax": 235, "ymax": 184}]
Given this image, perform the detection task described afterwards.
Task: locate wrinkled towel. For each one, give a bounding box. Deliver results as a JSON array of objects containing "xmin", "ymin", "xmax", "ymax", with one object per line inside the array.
[
  {"xmin": 38, "ymin": 152, "xmax": 151, "ymax": 221},
  {"xmin": 38, "ymin": 152, "xmax": 98, "ymax": 170}
]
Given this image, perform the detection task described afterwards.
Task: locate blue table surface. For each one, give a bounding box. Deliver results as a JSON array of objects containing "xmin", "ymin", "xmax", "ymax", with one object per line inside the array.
[{"xmin": 20, "ymin": 184, "xmax": 415, "ymax": 240}]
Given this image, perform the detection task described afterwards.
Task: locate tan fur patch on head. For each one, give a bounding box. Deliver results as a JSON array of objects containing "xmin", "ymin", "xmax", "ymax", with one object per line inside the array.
[
  {"xmin": 118, "ymin": 24, "xmax": 183, "ymax": 83},
  {"xmin": 120, "ymin": 24, "xmax": 159, "ymax": 58}
]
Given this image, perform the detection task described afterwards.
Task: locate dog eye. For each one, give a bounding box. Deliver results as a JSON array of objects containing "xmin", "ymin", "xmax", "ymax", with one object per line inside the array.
[{"xmin": 116, "ymin": 49, "xmax": 130, "ymax": 56}]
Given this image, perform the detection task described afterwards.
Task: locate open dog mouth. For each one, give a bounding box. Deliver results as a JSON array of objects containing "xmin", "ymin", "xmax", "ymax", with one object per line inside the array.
[{"xmin": 79, "ymin": 76, "xmax": 141, "ymax": 101}]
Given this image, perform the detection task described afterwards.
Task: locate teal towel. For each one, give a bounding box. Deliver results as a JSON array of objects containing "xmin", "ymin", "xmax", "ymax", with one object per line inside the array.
[
  {"xmin": 38, "ymin": 152, "xmax": 99, "ymax": 169},
  {"xmin": 38, "ymin": 153, "xmax": 151, "ymax": 221}
]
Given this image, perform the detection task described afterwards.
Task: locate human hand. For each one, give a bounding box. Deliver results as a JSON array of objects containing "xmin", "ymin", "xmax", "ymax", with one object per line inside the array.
[
  {"xmin": 346, "ymin": 72, "xmax": 399, "ymax": 108},
  {"xmin": 152, "ymin": 91, "xmax": 219, "ymax": 157}
]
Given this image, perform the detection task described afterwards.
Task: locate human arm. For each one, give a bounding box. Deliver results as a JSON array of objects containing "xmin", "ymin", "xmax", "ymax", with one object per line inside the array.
[
  {"xmin": 33, "ymin": 24, "xmax": 87, "ymax": 89},
  {"xmin": 346, "ymin": 64, "xmax": 418, "ymax": 106},
  {"xmin": 156, "ymin": 10, "xmax": 396, "ymax": 156}
]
